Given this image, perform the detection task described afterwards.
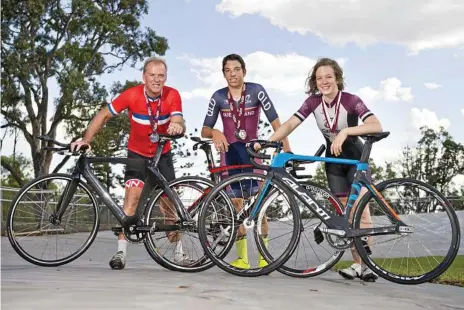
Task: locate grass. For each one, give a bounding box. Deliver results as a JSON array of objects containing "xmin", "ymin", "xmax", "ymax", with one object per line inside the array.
[{"xmin": 333, "ymin": 255, "xmax": 464, "ymax": 287}]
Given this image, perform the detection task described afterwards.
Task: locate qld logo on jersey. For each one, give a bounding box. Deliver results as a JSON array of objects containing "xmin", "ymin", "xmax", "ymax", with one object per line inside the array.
[
  {"xmin": 258, "ymin": 91, "xmax": 272, "ymax": 111},
  {"xmin": 207, "ymin": 98, "xmax": 216, "ymax": 117}
]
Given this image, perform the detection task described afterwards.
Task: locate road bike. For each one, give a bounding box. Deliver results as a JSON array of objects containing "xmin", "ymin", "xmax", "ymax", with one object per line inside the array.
[
  {"xmin": 6, "ymin": 134, "xmax": 222, "ymax": 272},
  {"xmin": 191, "ymin": 136, "xmax": 345, "ymax": 277},
  {"xmin": 196, "ymin": 132, "xmax": 461, "ymax": 283}
]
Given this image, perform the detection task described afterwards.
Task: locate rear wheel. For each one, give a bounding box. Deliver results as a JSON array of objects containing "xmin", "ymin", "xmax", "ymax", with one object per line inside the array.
[
  {"xmin": 353, "ymin": 178, "xmax": 461, "ymax": 284},
  {"xmin": 266, "ymin": 181, "xmax": 346, "ymax": 278},
  {"xmin": 143, "ymin": 176, "xmax": 229, "ymax": 272}
]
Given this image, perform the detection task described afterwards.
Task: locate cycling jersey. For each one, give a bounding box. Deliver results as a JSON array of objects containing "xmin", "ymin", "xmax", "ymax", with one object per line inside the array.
[
  {"xmin": 108, "ymin": 84, "xmax": 183, "ymax": 157},
  {"xmin": 294, "ymin": 91, "xmax": 374, "ymax": 159},
  {"xmin": 202, "ymin": 82, "xmax": 278, "ymax": 144},
  {"xmin": 294, "ymin": 91, "xmax": 374, "ymax": 197}
]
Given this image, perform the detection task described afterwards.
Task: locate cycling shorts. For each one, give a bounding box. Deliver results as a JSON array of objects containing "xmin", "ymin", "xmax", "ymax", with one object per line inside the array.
[
  {"xmin": 225, "ymin": 142, "xmax": 258, "ymax": 198},
  {"xmin": 124, "ymin": 150, "xmax": 176, "ymax": 189}
]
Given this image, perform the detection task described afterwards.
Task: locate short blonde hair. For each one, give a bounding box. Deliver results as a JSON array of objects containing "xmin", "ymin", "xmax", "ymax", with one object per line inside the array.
[{"xmin": 143, "ymin": 56, "xmax": 168, "ymax": 72}]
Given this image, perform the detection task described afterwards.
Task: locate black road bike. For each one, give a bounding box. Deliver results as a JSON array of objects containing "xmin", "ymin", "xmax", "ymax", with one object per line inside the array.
[{"xmin": 6, "ymin": 134, "xmax": 219, "ymax": 272}]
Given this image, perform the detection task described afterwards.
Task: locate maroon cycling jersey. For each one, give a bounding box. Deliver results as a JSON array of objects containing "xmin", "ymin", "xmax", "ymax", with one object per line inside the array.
[
  {"xmin": 202, "ymin": 82, "xmax": 279, "ymax": 144},
  {"xmin": 294, "ymin": 91, "xmax": 374, "ymax": 159}
]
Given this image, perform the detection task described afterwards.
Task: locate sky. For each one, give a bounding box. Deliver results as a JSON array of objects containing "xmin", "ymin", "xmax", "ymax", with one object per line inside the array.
[{"xmin": 2, "ymin": 0, "xmax": 464, "ymax": 190}]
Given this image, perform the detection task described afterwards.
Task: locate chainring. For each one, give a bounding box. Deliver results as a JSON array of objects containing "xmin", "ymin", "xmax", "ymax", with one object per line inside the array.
[
  {"xmin": 123, "ymin": 227, "xmax": 147, "ymax": 244},
  {"xmin": 325, "ymin": 233, "xmax": 353, "ymax": 250}
]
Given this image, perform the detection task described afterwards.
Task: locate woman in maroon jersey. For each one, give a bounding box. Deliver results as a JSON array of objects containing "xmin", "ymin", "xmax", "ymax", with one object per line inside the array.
[{"xmin": 265, "ymin": 57, "xmax": 383, "ymax": 282}]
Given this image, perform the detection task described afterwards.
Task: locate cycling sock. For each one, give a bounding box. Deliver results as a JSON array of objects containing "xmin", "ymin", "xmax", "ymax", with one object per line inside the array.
[
  {"xmin": 175, "ymin": 240, "xmax": 184, "ymax": 255},
  {"xmin": 118, "ymin": 239, "xmax": 127, "ymax": 255},
  {"xmin": 235, "ymin": 237, "xmax": 248, "ymax": 264}
]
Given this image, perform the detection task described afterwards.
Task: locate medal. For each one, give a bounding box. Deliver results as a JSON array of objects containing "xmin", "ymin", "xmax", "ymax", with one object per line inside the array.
[
  {"xmin": 228, "ymin": 84, "xmax": 247, "ymax": 141},
  {"xmin": 150, "ymin": 133, "xmax": 159, "ymax": 143},
  {"xmin": 329, "ymin": 132, "xmax": 337, "ymax": 142},
  {"xmin": 235, "ymin": 129, "xmax": 247, "ymax": 140},
  {"xmin": 321, "ymin": 91, "xmax": 341, "ymax": 142},
  {"xmin": 144, "ymin": 87, "xmax": 162, "ymax": 144}
]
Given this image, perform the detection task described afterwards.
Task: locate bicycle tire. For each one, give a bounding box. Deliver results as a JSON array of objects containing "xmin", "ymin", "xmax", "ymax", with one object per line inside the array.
[
  {"xmin": 6, "ymin": 173, "xmax": 100, "ymax": 267},
  {"xmin": 263, "ymin": 181, "xmax": 346, "ymax": 278},
  {"xmin": 143, "ymin": 176, "xmax": 234, "ymax": 272},
  {"xmin": 198, "ymin": 172, "xmax": 301, "ymax": 277},
  {"xmin": 353, "ymin": 178, "xmax": 461, "ymax": 284}
]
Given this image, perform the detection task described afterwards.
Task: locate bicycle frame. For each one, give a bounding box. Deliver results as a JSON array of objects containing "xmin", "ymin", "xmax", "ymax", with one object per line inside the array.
[
  {"xmin": 193, "ymin": 140, "xmax": 254, "ymax": 183},
  {"xmin": 54, "ymin": 138, "xmax": 192, "ymax": 228},
  {"xmin": 248, "ymin": 143, "xmax": 409, "ymax": 239}
]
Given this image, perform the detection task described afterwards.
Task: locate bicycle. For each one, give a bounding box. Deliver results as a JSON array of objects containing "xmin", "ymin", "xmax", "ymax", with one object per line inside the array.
[
  {"xmin": 6, "ymin": 134, "xmax": 225, "ymax": 273},
  {"xmin": 197, "ymin": 132, "xmax": 461, "ymax": 283},
  {"xmin": 191, "ymin": 136, "xmax": 345, "ymax": 277}
]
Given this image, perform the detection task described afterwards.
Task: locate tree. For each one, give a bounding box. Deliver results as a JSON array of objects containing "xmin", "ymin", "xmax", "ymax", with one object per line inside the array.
[
  {"xmin": 368, "ymin": 158, "xmax": 396, "ymax": 183},
  {"xmin": 1, "ymin": 155, "xmax": 33, "ymax": 188},
  {"xmin": 399, "ymin": 126, "xmax": 464, "ymax": 195},
  {"xmin": 1, "ymin": 0, "xmax": 168, "ymax": 183},
  {"xmin": 312, "ymin": 163, "xmax": 328, "ymax": 188},
  {"xmin": 448, "ymin": 186, "xmax": 464, "ymax": 211}
]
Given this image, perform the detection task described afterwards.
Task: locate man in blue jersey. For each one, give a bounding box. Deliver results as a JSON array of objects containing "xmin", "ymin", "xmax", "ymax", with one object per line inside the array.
[{"xmin": 201, "ymin": 53, "xmax": 291, "ymax": 269}]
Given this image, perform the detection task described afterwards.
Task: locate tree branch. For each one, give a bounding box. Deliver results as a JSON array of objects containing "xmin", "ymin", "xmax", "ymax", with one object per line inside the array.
[
  {"xmin": 1, "ymin": 159, "xmax": 25, "ymax": 187},
  {"xmin": 1, "ymin": 109, "xmax": 31, "ymax": 139}
]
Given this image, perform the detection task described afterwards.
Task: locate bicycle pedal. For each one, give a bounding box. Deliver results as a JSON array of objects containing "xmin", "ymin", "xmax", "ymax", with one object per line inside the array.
[
  {"xmin": 111, "ymin": 226, "xmax": 123, "ymax": 236},
  {"xmin": 313, "ymin": 227, "xmax": 324, "ymax": 244},
  {"xmin": 135, "ymin": 226, "xmax": 152, "ymax": 232}
]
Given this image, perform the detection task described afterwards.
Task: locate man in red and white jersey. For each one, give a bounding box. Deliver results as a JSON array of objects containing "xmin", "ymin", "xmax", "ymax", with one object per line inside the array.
[{"xmin": 71, "ymin": 57, "xmax": 188, "ymax": 269}]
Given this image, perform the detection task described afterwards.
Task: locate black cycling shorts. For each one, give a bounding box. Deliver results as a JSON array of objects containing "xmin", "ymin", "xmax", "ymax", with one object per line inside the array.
[
  {"xmin": 124, "ymin": 150, "xmax": 176, "ymax": 190},
  {"xmin": 324, "ymin": 138, "xmax": 372, "ymax": 198}
]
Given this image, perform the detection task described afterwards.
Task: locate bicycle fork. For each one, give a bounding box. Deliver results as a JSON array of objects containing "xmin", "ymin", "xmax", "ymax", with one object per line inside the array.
[{"xmin": 52, "ymin": 175, "xmax": 80, "ymax": 224}]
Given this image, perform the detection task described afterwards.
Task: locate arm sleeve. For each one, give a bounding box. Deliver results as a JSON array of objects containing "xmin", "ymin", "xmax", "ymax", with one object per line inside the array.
[
  {"xmin": 346, "ymin": 94, "xmax": 374, "ymax": 122},
  {"xmin": 256, "ymin": 84, "xmax": 278, "ymax": 123},
  {"xmin": 108, "ymin": 90, "xmax": 131, "ymax": 115},
  {"xmin": 294, "ymin": 97, "xmax": 315, "ymax": 121},
  {"xmin": 169, "ymin": 89, "xmax": 183, "ymax": 117},
  {"xmin": 202, "ymin": 93, "xmax": 220, "ymax": 128}
]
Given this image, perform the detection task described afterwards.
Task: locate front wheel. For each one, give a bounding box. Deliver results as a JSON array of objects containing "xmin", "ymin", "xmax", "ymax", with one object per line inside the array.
[
  {"xmin": 198, "ymin": 172, "xmax": 301, "ymax": 277},
  {"xmin": 353, "ymin": 178, "xmax": 461, "ymax": 284},
  {"xmin": 6, "ymin": 173, "xmax": 100, "ymax": 267}
]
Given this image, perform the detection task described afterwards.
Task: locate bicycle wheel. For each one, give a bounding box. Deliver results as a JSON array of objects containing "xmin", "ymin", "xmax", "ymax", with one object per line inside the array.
[
  {"xmin": 143, "ymin": 176, "xmax": 233, "ymax": 272},
  {"xmin": 259, "ymin": 181, "xmax": 346, "ymax": 278},
  {"xmin": 352, "ymin": 178, "xmax": 461, "ymax": 284},
  {"xmin": 6, "ymin": 173, "xmax": 100, "ymax": 267},
  {"xmin": 198, "ymin": 172, "xmax": 301, "ymax": 277}
]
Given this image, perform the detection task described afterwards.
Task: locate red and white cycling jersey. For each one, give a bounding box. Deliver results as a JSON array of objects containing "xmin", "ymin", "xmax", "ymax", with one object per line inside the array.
[{"xmin": 108, "ymin": 84, "xmax": 183, "ymax": 157}]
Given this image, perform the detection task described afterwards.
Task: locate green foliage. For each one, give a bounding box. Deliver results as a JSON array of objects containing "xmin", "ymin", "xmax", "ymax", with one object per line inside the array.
[
  {"xmin": 1, "ymin": 0, "xmax": 168, "ymax": 182},
  {"xmin": 399, "ymin": 126, "xmax": 464, "ymax": 195},
  {"xmin": 1, "ymin": 155, "xmax": 32, "ymax": 187}
]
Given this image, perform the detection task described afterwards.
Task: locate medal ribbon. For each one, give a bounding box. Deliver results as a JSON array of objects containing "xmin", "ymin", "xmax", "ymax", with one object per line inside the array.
[
  {"xmin": 144, "ymin": 87, "xmax": 162, "ymax": 137},
  {"xmin": 322, "ymin": 90, "xmax": 342, "ymax": 133},
  {"xmin": 227, "ymin": 84, "xmax": 246, "ymax": 132}
]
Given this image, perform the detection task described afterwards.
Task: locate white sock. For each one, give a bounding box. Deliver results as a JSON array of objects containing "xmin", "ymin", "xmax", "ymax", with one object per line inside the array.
[
  {"xmin": 118, "ymin": 240, "xmax": 127, "ymax": 255},
  {"xmin": 175, "ymin": 240, "xmax": 184, "ymax": 256}
]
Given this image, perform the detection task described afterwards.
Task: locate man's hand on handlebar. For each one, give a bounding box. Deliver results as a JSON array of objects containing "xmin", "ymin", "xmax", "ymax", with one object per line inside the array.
[
  {"xmin": 167, "ymin": 122, "xmax": 184, "ymax": 135},
  {"xmin": 70, "ymin": 140, "xmax": 91, "ymax": 153}
]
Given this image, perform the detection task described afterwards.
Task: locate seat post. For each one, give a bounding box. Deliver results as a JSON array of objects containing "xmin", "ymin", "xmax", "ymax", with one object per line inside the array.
[{"xmin": 359, "ymin": 139, "xmax": 373, "ymax": 163}]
